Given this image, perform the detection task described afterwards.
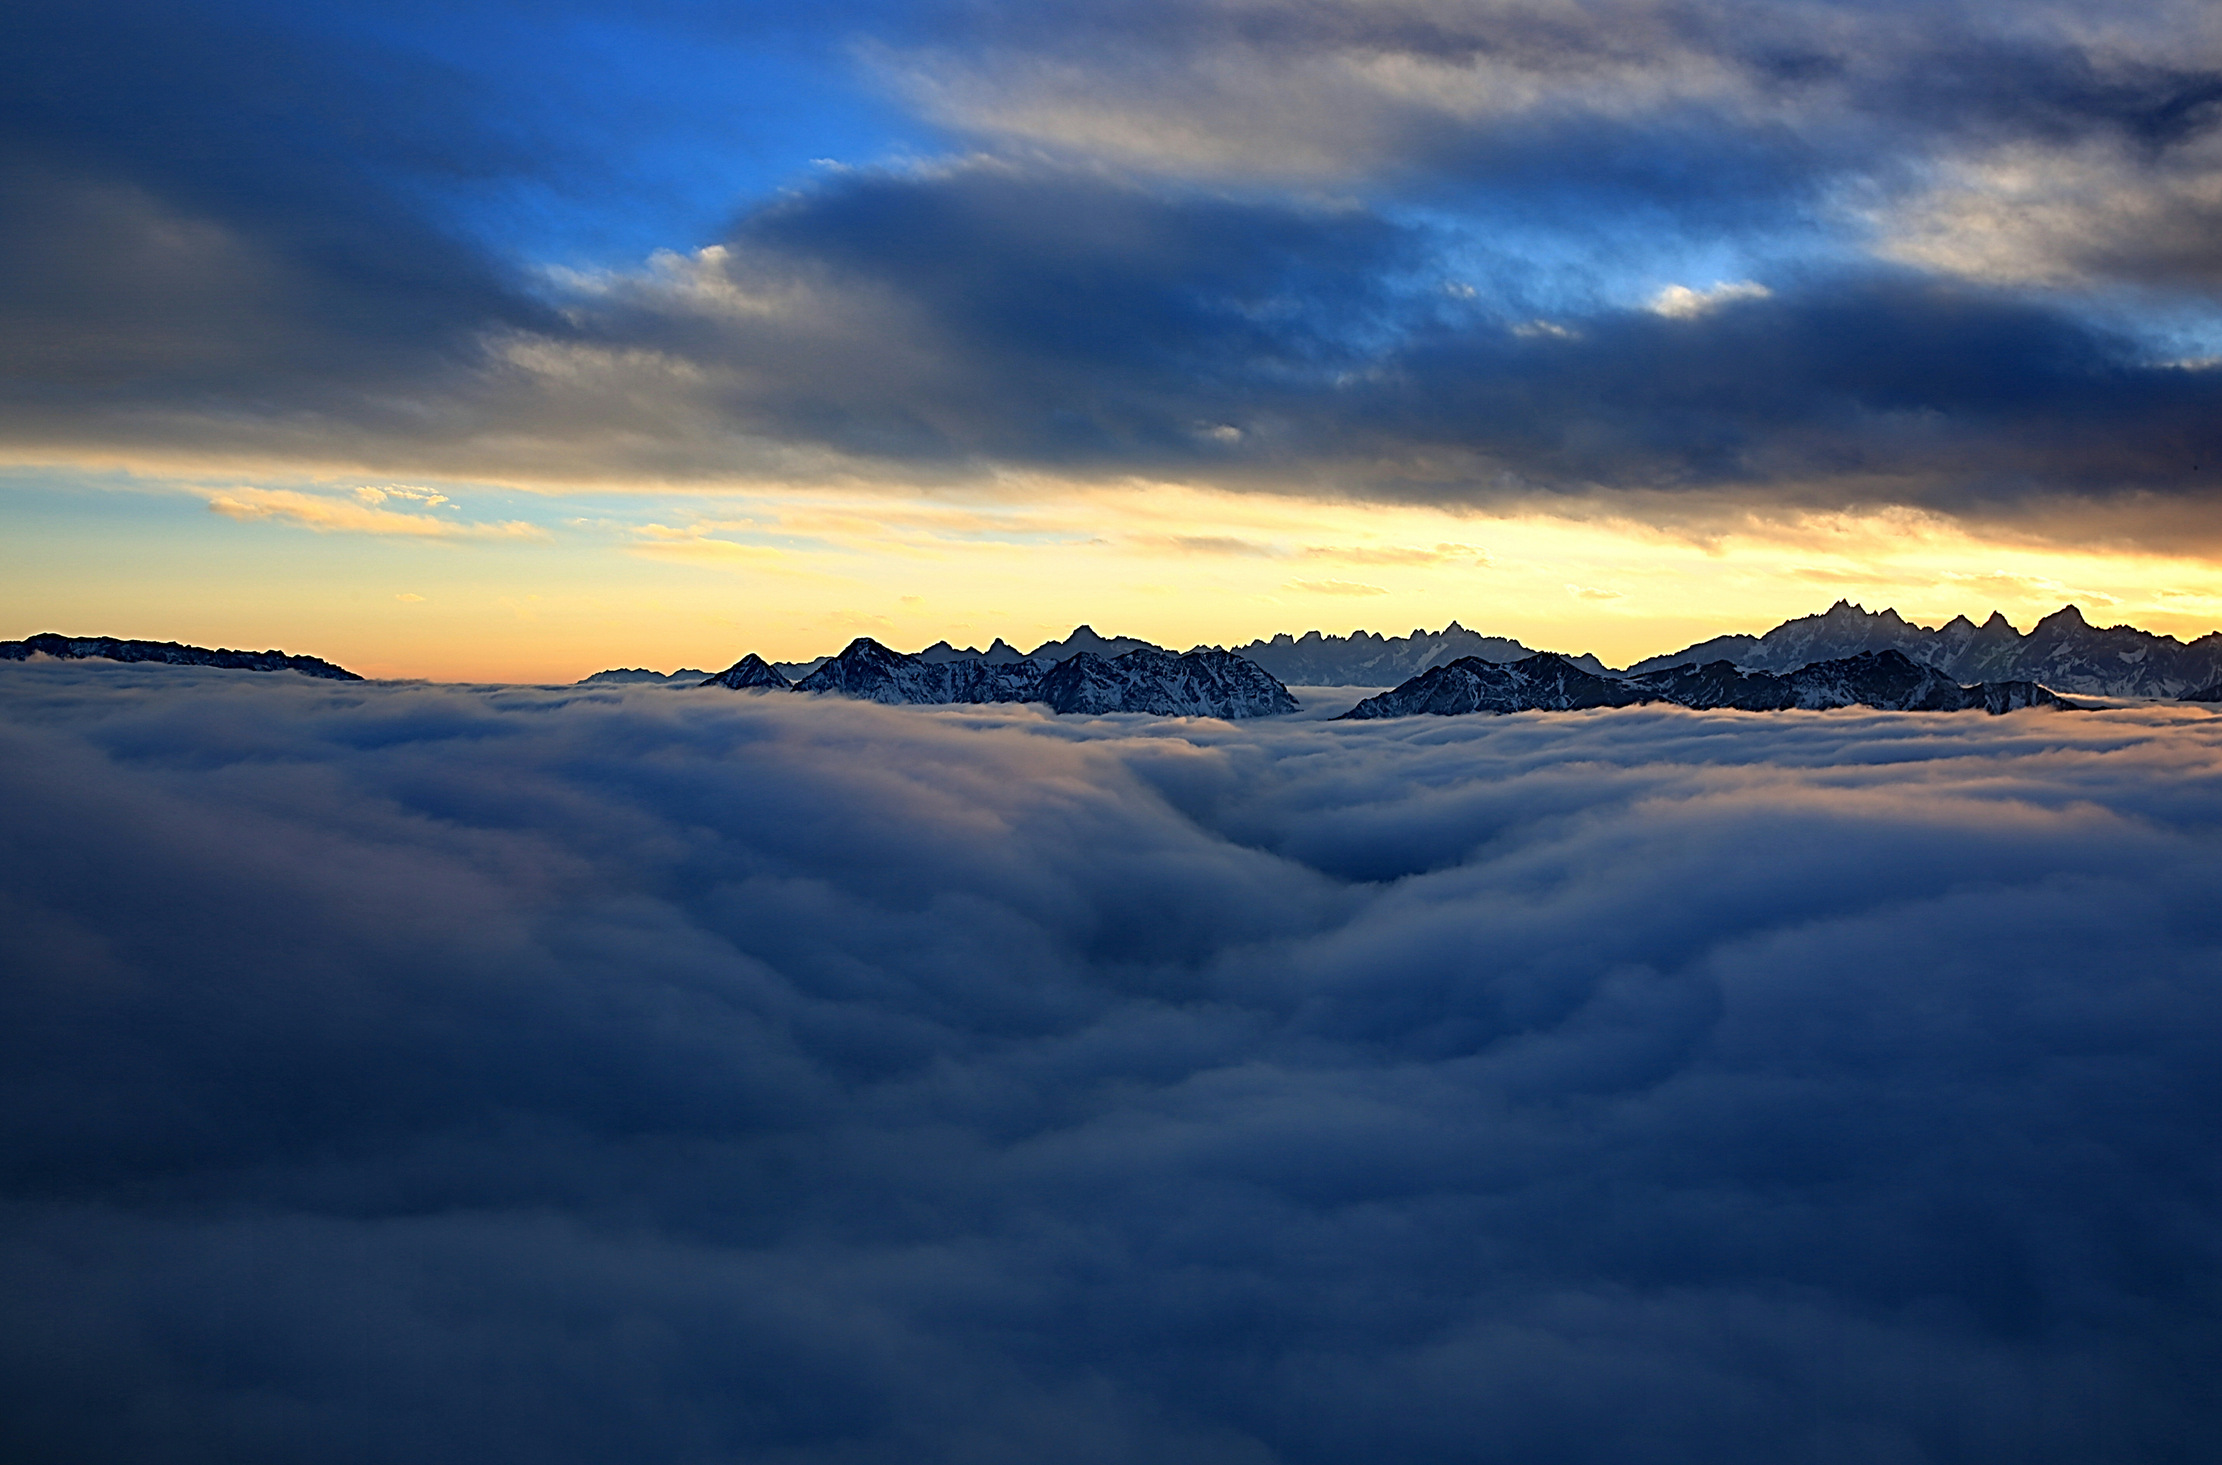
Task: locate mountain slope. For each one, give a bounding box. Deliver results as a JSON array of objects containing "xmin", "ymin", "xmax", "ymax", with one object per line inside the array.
[
  {"xmin": 1037, "ymin": 648, "xmax": 1298, "ymax": 717},
  {"xmin": 699, "ymin": 655, "xmax": 793, "ymax": 690},
  {"xmin": 1342, "ymin": 650, "xmax": 2073, "ymax": 719},
  {"xmin": 1338, "ymin": 653, "xmax": 1644, "ymax": 718}
]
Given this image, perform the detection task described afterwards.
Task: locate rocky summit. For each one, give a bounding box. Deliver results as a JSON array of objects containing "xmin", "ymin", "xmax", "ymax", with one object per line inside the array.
[
  {"xmin": 699, "ymin": 654, "xmax": 793, "ymax": 691},
  {"xmin": 0, "ymin": 633, "xmax": 363, "ymax": 680},
  {"xmin": 1340, "ymin": 650, "xmax": 2075, "ymax": 719}
]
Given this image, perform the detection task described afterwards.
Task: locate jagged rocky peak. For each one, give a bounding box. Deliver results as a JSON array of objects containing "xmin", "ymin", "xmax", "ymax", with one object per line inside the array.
[
  {"xmin": 911, "ymin": 636, "xmax": 1031, "ymax": 665},
  {"xmin": 700, "ymin": 654, "xmax": 793, "ymax": 691},
  {"xmin": 0, "ymin": 633, "xmax": 363, "ymax": 681},
  {"xmin": 1933, "ymin": 612, "xmax": 2018, "ymax": 656},
  {"xmin": 1227, "ymin": 621, "xmax": 1553, "ymax": 686},
  {"xmin": 1025, "ymin": 625, "xmax": 1163, "ymax": 663}
]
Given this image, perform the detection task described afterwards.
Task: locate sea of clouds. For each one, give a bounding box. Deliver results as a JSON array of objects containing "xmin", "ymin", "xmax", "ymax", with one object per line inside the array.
[{"xmin": 4, "ymin": 663, "xmax": 2220, "ymax": 1464}]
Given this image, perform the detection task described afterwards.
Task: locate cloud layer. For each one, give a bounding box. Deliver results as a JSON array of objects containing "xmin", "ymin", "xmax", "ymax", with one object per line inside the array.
[
  {"xmin": 5, "ymin": 662, "xmax": 2220, "ymax": 1462},
  {"xmin": 5, "ymin": 1, "xmax": 2221, "ymax": 541}
]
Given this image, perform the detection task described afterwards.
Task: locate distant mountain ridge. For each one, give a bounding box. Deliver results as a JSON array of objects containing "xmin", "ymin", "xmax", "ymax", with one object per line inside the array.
[
  {"xmin": 579, "ymin": 666, "xmax": 712, "ymax": 685},
  {"xmin": 1, "ymin": 633, "xmax": 362, "ymax": 680},
  {"xmin": 1343, "ymin": 650, "xmax": 2073, "ymax": 720},
  {"xmin": 1632, "ymin": 600, "xmax": 2222, "ymax": 697},
  {"xmin": 1224, "ymin": 622, "xmax": 1610, "ymax": 685}
]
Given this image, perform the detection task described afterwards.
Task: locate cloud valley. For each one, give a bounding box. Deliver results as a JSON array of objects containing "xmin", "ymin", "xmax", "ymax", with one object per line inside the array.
[{"xmin": 4, "ymin": 661, "xmax": 2220, "ymax": 1463}]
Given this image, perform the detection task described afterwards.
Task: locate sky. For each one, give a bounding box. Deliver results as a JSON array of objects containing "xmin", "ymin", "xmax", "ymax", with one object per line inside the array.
[
  {"xmin": 6, "ymin": 0, "xmax": 2222, "ymax": 677},
  {"xmin": 6, "ymin": 662, "xmax": 2221, "ymax": 1461}
]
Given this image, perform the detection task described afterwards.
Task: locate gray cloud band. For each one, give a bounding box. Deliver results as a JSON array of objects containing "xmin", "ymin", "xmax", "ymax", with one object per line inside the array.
[{"xmin": 4, "ymin": 662, "xmax": 2221, "ymax": 1461}]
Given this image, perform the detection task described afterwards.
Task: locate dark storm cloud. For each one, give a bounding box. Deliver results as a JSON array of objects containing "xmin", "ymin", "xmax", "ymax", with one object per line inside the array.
[
  {"xmin": 561, "ymin": 171, "xmax": 2222, "ymax": 516},
  {"xmin": 572, "ymin": 166, "xmax": 1409, "ymax": 463},
  {"xmin": 0, "ymin": 1, "xmax": 557, "ymax": 412},
  {"xmin": 1346, "ymin": 272, "xmax": 2222, "ymax": 498},
  {"xmin": 5, "ymin": 661, "xmax": 2222, "ymax": 1462},
  {"xmin": 878, "ymin": 0, "xmax": 2222, "ymax": 305}
]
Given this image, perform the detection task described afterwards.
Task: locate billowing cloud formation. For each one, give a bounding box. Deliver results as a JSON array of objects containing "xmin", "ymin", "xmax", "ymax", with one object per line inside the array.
[
  {"xmin": 5, "ymin": 1, "xmax": 2222, "ymax": 541},
  {"xmin": 536, "ymin": 187, "xmax": 2222, "ymax": 525},
  {"xmin": 5, "ymin": 662, "xmax": 2220, "ymax": 1462}
]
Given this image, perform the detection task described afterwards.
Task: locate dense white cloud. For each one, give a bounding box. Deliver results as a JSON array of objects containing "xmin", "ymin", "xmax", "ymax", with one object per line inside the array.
[{"xmin": 3, "ymin": 662, "xmax": 2219, "ymax": 1461}]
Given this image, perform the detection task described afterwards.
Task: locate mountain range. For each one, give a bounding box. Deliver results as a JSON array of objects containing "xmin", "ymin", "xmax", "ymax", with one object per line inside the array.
[
  {"xmin": 15, "ymin": 601, "xmax": 2222, "ymax": 705},
  {"xmin": 1343, "ymin": 650, "xmax": 2075, "ymax": 720},
  {"xmin": 647, "ymin": 602, "xmax": 2222, "ymax": 698},
  {"xmin": 702, "ymin": 638, "xmax": 1298, "ymax": 719},
  {"xmin": 1631, "ymin": 601, "xmax": 2222, "ymax": 698},
  {"xmin": 0, "ymin": 633, "xmax": 362, "ymax": 680},
  {"xmin": 589, "ymin": 623, "xmax": 1617, "ymax": 689}
]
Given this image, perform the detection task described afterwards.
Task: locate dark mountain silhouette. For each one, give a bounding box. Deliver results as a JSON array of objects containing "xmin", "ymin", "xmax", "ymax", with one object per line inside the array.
[{"xmin": 1, "ymin": 633, "xmax": 362, "ymax": 680}]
